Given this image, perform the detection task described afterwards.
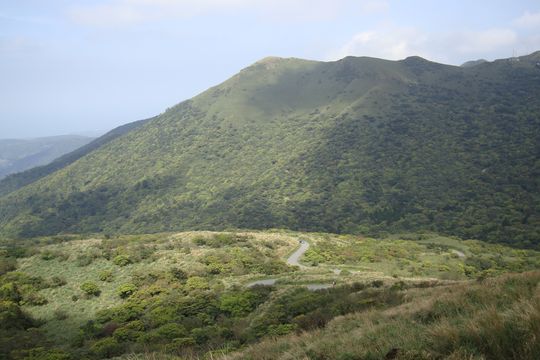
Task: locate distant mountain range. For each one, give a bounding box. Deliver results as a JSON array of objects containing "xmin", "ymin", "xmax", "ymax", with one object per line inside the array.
[
  {"xmin": 0, "ymin": 135, "xmax": 94, "ymax": 180},
  {"xmin": 0, "ymin": 52, "xmax": 539, "ymax": 247}
]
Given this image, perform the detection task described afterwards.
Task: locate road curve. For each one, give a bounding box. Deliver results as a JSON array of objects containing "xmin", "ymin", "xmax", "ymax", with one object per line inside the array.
[{"xmin": 287, "ymin": 240, "xmax": 310, "ymax": 267}]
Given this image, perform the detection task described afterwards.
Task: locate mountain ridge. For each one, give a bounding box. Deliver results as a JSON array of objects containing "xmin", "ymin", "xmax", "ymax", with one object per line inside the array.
[{"xmin": 0, "ymin": 52, "xmax": 539, "ymax": 246}]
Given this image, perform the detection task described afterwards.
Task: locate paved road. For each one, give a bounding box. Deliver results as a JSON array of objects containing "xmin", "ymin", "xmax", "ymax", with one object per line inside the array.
[
  {"xmin": 246, "ymin": 279, "xmax": 277, "ymax": 287},
  {"xmin": 287, "ymin": 240, "xmax": 310, "ymax": 267}
]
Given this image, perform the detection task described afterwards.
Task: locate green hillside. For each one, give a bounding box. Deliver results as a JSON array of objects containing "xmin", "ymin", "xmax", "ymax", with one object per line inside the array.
[{"xmin": 0, "ymin": 53, "xmax": 539, "ymax": 246}]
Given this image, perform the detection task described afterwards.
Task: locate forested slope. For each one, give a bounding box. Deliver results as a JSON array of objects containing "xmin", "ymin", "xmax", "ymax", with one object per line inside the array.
[{"xmin": 0, "ymin": 53, "xmax": 539, "ymax": 246}]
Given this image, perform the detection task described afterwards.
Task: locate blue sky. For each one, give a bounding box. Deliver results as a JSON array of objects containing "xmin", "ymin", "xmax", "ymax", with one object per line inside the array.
[{"xmin": 1, "ymin": 0, "xmax": 539, "ymax": 138}]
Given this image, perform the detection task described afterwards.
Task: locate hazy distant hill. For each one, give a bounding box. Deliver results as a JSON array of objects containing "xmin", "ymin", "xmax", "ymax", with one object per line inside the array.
[
  {"xmin": 0, "ymin": 135, "xmax": 94, "ymax": 179},
  {"xmin": 0, "ymin": 52, "xmax": 539, "ymax": 246},
  {"xmin": 0, "ymin": 119, "xmax": 152, "ymax": 197}
]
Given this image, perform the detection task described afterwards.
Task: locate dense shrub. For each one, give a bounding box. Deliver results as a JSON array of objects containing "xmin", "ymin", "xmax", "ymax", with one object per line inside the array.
[
  {"xmin": 90, "ymin": 337, "xmax": 123, "ymax": 358},
  {"xmin": 80, "ymin": 282, "xmax": 101, "ymax": 297},
  {"xmin": 117, "ymin": 284, "xmax": 137, "ymax": 299},
  {"xmin": 113, "ymin": 255, "xmax": 131, "ymax": 267}
]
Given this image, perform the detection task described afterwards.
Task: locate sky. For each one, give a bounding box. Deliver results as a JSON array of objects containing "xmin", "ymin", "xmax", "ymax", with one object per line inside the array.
[{"xmin": 1, "ymin": 0, "xmax": 539, "ymax": 138}]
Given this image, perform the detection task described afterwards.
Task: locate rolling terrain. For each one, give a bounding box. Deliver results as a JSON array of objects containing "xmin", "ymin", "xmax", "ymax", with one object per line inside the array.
[{"xmin": 0, "ymin": 53, "xmax": 539, "ymax": 246}]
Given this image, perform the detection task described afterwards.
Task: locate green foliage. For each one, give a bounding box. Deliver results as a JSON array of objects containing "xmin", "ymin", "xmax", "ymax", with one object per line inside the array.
[
  {"xmin": 219, "ymin": 288, "xmax": 272, "ymax": 317},
  {"xmin": 113, "ymin": 255, "xmax": 131, "ymax": 267},
  {"xmin": 90, "ymin": 337, "xmax": 123, "ymax": 358},
  {"xmin": 21, "ymin": 347, "xmax": 71, "ymax": 360},
  {"xmin": 117, "ymin": 283, "xmax": 137, "ymax": 299},
  {"xmin": 185, "ymin": 277, "xmax": 209, "ymax": 290},
  {"xmin": 80, "ymin": 282, "xmax": 100, "ymax": 297}
]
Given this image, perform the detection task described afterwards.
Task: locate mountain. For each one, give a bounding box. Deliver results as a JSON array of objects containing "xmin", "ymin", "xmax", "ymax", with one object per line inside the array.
[
  {"xmin": 0, "ymin": 52, "xmax": 539, "ymax": 246},
  {"xmin": 0, "ymin": 135, "xmax": 94, "ymax": 180},
  {"xmin": 0, "ymin": 118, "xmax": 152, "ymax": 197}
]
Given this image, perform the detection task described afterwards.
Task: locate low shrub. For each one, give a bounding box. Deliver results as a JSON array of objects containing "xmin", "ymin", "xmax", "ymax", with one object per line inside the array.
[
  {"xmin": 80, "ymin": 282, "xmax": 101, "ymax": 297},
  {"xmin": 117, "ymin": 283, "xmax": 137, "ymax": 299},
  {"xmin": 113, "ymin": 255, "xmax": 132, "ymax": 267}
]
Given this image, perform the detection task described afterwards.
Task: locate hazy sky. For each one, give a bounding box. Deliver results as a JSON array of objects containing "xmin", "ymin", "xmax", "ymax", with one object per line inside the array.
[{"xmin": 1, "ymin": 0, "xmax": 539, "ymax": 138}]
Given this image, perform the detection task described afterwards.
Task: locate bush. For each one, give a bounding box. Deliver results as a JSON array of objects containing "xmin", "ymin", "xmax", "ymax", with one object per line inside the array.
[
  {"xmin": 113, "ymin": 320, "xmax": 145, "ymax": 341},
  {"xmin": 90, "ymin": 337, "xmax": 122, "ymax": 358},
  {"xmin": 99, "ymin": 270, "xmax": 114, "ymax": 282},
  {"xmin": 117, "ymin": 283, "xmax": 137, "ymax": 299},
  {"xmin": 186, "ymin": 276, "xmax": 210, "ymax": 290},
  {"xmin": 0, "ymin": 282, "xmax": 22, "ymax": 303},
  {"xmin": 22, "ymin": 347, "xmax": 71, "ymax": 360},
  {"xmin": 80, "ymin": 282, "xmax": 101, "ymax": 297},
  {"xmin": 113, "ymin": 255, "xmax": 131, "ymax": 267}
]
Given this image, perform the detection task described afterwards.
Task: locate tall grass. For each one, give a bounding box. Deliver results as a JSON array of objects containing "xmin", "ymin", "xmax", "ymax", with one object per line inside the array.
[{"xmin": 223, "ymin": 271, "xmax": 540, "ymax": 360}]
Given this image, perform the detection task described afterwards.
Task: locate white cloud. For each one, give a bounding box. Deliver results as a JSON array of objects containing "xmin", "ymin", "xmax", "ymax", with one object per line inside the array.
[
  {"xmin": 333, "ymin": 26, "xmax": 522, "ymax": 64},
  {"xmin": 514, "ymin": 11, "xmax": 540, "ymax": 28},
  {"xmin": 333, "ymin": 26, "xmax": 431, "ymax": 61}
]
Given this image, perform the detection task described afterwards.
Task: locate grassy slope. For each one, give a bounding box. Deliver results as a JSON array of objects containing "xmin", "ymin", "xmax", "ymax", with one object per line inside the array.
[
  {"xmin": 0, "ymin": 53, "xmax": 539, "ymax": 245},
  {"xmin": 224, "ymin": 271, "xmax": 540, "ymax": 360}
]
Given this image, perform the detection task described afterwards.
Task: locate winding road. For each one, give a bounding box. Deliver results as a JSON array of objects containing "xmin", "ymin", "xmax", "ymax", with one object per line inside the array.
[
  {"xmin": 246, "ymin": 240, "xmax": 310, "ymax": 288},
  {"xmin": 286, "ymin": 240, "xmax": 310, "ymax": 267}
]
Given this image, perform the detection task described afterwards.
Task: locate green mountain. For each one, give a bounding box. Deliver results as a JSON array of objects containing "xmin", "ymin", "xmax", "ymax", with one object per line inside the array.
[
  {"xmin": 0, "ymin": 135, "xmax": 94, "ymax": 180},
  {"xmin": 0, "ymin": 52, "xmax": 539, "ymax": 246},
  {"xmin": 0, "ymin": 119, "xmax": 152, "ymax": 197}
]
